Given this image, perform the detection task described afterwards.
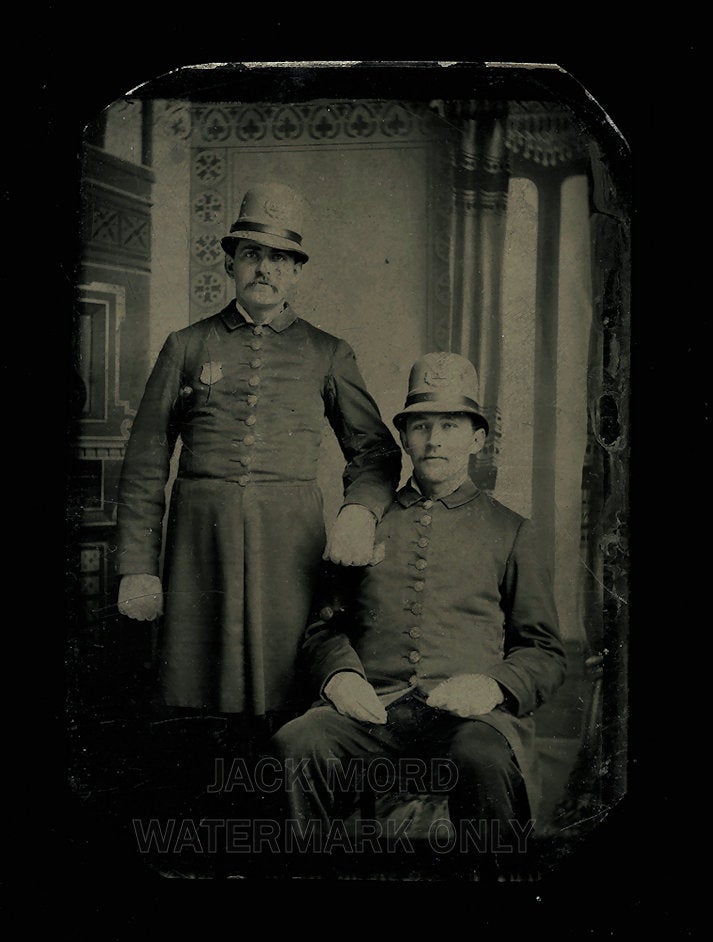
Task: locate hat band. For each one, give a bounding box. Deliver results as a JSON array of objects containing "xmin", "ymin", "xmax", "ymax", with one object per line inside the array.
[
  {"xmin": 405, "ymin": 392, "xmax": 483, "ymax": 411},
  {"xmin": 229, "ymin": 221, "xmax": 303, "ymax": 245}
]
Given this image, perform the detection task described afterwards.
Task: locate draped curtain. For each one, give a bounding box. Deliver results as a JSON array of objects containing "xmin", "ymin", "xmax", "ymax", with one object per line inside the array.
[
  {"xmin": 430, "ymin": 99, "xmax": 631, "ymax": 833},
  {"xmin": 432, "ymin": 100, "xmax": 510, "ymax": 492}
]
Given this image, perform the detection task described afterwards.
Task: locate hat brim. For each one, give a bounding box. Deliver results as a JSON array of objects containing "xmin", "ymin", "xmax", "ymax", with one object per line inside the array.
[
  {"xmin": 393, "ymin": 401, "xmax": 489, "ymax": 436},
  {"xmin": 221, "ymin": 229, "xmax": 309, "ymax": 262}
]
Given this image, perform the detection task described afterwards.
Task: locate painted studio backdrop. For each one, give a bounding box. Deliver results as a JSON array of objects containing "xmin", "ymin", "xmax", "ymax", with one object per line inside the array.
[{"xmin": 67, "ymin": 63, "xmax": 630, "ymax": 874}]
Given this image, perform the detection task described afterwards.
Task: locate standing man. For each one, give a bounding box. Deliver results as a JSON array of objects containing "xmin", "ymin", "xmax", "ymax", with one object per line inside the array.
[
  {"xmin": 116, "ymin": 182, "xmax": 402, "ymax": 741},
  {"xmin": 270, "ymin": 351, "xmax": 567, "ymax": 878}
]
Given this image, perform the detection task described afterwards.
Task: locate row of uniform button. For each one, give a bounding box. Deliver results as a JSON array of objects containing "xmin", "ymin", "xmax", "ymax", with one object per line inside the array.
[
  {"xmin": 405, "ymin": 497, "xmax": 436, "ymax": 676},
  {"xmin": 236, "ymin": 326, "xmax": 265, "ymax": 486}
]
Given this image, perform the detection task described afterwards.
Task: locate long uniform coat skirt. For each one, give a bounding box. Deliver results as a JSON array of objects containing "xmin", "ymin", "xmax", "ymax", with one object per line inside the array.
[
  {"xmin": 116, "ymin": 301, "xmax": 402, "ymax": 718},
  {"xmin": 300, "ymin": 478, "xmax": 568, "ymax": 819}
]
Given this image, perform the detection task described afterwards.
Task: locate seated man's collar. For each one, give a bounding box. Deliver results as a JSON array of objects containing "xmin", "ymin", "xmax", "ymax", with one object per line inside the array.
[{"xmin": 396, "ymin": 476, "xmax": 481, "ymax": 509}]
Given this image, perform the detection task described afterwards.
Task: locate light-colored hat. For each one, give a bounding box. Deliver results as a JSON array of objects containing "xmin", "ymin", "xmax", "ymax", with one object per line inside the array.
[
  {"xmin": 393, "ymin": 351, "xmax": 489, "ymax": 434},
  {"xmin": 221, "ymin": 182, "xmax": 309, "ymax": 262}
]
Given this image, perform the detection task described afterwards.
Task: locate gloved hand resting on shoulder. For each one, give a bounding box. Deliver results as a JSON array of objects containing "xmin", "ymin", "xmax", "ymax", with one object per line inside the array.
[{"xmin": 323, "ymin": 503, "xmax": 378, "ymax": 567}]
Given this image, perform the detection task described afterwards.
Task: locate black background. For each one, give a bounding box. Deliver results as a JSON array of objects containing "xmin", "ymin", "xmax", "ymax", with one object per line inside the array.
[{"xmin": 25, "ymin": 24, "xmax": 700, "ymax": 934}]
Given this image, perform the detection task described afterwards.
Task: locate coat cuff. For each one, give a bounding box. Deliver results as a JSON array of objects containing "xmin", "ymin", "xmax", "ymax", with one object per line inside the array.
[
  {"xmin": 116, "ymin": 550, "xmax": 161, "ymax": 577},
  {"xmin": 485, "ymin": 664, "xmax": 535, "ymax": 716}
]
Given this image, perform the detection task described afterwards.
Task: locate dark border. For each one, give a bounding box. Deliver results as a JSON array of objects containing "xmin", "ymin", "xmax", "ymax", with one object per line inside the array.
[{"xmin": 36, "ymin": 43, "xmax": 693, "ymax": 930}]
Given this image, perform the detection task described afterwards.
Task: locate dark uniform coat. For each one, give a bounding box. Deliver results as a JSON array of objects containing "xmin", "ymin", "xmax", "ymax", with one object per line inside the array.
[
  {"xmin": 117, "ymin": 301, "xmax": 402, "ymax": 716},
  {"xmin": 300, "ymin": 477, "xmax": 567, "ymax": 816}
]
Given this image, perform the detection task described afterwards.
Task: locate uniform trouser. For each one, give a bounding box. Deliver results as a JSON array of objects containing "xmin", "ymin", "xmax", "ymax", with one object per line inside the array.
[{"xmin": 268, "ymin": 694, "xmax": 532, "ymax": 867}]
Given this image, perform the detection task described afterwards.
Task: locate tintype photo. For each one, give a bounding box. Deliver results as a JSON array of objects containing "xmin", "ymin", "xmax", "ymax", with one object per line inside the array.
[{"xmin": 65, "ymin": 61, "xmax": 631, "ymax": 885}]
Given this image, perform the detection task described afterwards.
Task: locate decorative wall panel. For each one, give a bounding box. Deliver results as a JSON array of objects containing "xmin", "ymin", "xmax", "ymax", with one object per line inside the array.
[
  {"xmin": 81, "ymin": 145, "xmax": 153, "ymax": 271},
  {"xmin": 75, "ymin": 282, "xmax": 135, "ymax": 526}
]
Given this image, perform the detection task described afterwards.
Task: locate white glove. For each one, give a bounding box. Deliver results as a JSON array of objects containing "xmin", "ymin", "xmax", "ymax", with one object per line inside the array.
[
  {"xmin": 118, "ymin": 573, "xmax": 164, "ymax": 621},
  {"xmin": 324, "ymin": 671, "xmax": 388, "ymax": 725},
  {"xmin": 323, "ymin": 504, "xmax": 377, "ymax": 567},
  {"xmin": 427, "ymin": 674, "xmax": 504, "ymax": 718}
]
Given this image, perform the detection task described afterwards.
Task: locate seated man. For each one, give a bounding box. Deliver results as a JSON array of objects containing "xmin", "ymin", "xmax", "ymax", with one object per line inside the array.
[{"xmin": 269, "ymin": 351, "xmax": 567, "ymax": 879}]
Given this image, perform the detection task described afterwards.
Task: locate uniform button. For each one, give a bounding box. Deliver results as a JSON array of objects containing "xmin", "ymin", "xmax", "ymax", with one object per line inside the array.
[
  {"xmin": 247, "ymin": 395, "xmax": 258, "ymax": 406},
  {"xmin": 413, "ymin": 581, "xmax": 425, "ymax": 592},
  {"xmin": 420, "ymin": 514, "xmax": 432, "ymax": 526},
  {"xmin": 250, "ymin": 340, "xmax": 262, "ymax": 351},
  {"xmin": 180, "ymin": 385, "xmax": 193, "ymax": 397},
  {"xmin": 411, "ymin": 602, "xmax": 423, "ymax": 616},
  {"xmin": 250, "ymin": 358, "xmax": 262, "ymax": 369},
  {"xmin": 238, "ymin": 475, "xmax": 249, "ymax": 487},
  {"xmin": 415, "ymin": 558, "xmax": 427, "ymax": 571},
  {"xmin": 422, "ymin": 499, "xmax": 434, "ymax": 510},
  {"xmin": 248, "ymin": 375, "xmax": 261, "ymax": 387},
  {"xmin": 253, "ymin": 326, "xmax": 264, "ymax": 336},
  {"xmin": 238, "ymin": 456, "xmax": 251, "ymax": 467},
  {"xmin": 408, "ymin": 651, "xmax": 421, "ymax": 664},
  {"xmin": 408, "ymin": 675, "xmax": 418, "ymax": 686},
  {"xmin": 409, "ymin": 627, "xmax": 422, "ymax": 639},
  {"xmin": 417, "ymin": 537, "xmax": 430, "ymax": 548},
  {"xmin": 320, "ymin": 606, "xmax": 334, "ymax": 621},
  {"xmin": 244, "ymin": 414, "xmax": 257, "ymax": 426},
  {"xmin": 243, "ymin": 434, "xmax": 256, "ymax": 446}
]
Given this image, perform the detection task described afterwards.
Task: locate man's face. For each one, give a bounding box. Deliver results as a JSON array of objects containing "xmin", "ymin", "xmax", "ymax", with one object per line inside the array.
[
  {"xmin": 400, "ymin": 413, "xmax": 486, "ymax": 495},
  {"xmin": 226, "ymin": 240, "xmax": 302, "ymax": 315}
]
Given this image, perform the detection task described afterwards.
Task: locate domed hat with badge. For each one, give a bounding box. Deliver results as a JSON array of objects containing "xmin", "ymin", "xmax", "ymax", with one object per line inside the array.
[
  {"xmin": 221, "ymin": 182, "xmax": 309, "ymax": 263},
  {"xmin": 393, "ymin": 351, "xmax": 489, "ymax": 435}
]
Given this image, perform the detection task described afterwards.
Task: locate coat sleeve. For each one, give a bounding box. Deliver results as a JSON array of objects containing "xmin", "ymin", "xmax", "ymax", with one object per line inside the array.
[
  {"xmin": 323, "ymin": 340, "xmax": 402, "ymax": 521},
  {"xmin": 116, "ymin": 332, "xmax": 183, "ymax": 576},
  {"xmin": 298, "ymin": 565, "xmax": 368, "ymax": 698},
  {"xmin": 486, "ymin": 518, "xmax": 568, "ymax": 717}
]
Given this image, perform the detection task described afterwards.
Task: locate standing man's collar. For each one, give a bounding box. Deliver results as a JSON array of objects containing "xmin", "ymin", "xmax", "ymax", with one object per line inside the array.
[
  {"xmin": 220, "ymin": 300, "xmax": 298, "ymax": 333},
  {"xmin": 396, "ymin": 476, "xmax": 481, "ymax": 509}
]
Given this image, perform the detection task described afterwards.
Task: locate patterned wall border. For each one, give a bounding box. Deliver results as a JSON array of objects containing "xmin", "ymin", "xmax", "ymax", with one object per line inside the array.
[
  {"xmin": 189, "ymin": 151, "xmax": 230, "ymax": 316},
  {"xmin": 506, "ymin": 102, "xmax": 588, "ymax": 168},
  {"xmin": 157, "ymin": 99, "xmax": 587, "ymax": 166},
  {"xmin": 189, "ymin": 100, "xmax": 443, "ymax": 147}
]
